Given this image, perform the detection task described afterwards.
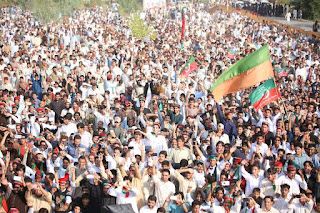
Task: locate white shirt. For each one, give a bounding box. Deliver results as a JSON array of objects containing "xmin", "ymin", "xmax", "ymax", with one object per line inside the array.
[
  {"xmin": 152, "ymin": 175, "xmax": 175, "ymax": 207},
  {"xmin": 139, "ymin": 205, "xmax": 157, "ymax": 213},
  {"xmin": 128, "ymin": 140, "xmax": 145, "ymax": 156},
  {"xmin": 59, "ymin": 122, "xmax": 77, "ymax": 137},
  {"xmin": 241, "ymin": 166, "xmax": 265, "ymax": 197},
  {"xmin": 274, "ymin": 196, "xmax": 291, "ymax": 213},
  {"xmin": 108, "ymin": 186, "xmax": 140, "ymax": 213},
  {"xmin": 249, "ymin": 142, "xmax": 269, "ymax": 160},
  {"xmin": 288, "ymin": 198, "xmax": 313, "ymax": 213},
  {"xmin": 277, "ymin": 175, "xmax": 307, "ymax": 197},
  {"xmin": 146, "ymin": 133, "xmax": 168, "ymax": 155},
  {"xmin": 75, "ymin": 131, "xmax": 93, "ymax": 149}
]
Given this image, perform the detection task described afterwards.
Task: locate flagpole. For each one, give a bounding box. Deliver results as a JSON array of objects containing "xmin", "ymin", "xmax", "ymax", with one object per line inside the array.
[{"xmin": 272, "ymin": 77, "xmax": 287, "ymax": 130}]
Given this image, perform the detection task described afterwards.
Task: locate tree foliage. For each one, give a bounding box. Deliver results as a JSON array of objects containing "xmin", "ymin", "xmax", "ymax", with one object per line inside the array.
[
  {"xmin": 118, "ymin": 0, "xmax": 142, "ymax": 17},
  {"xmin": 291, "ymin": 0, "xmax": 320, "ymax": 20},
  {"xmin": 129, "ymin": 12, "xmax": 155, "ymax": 41}
]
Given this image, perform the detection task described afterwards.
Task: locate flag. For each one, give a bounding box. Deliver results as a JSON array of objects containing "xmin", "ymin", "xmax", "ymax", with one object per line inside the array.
[
  {"xmin": 249, "ymin": 78, "xmax": 281, "ymax": 110},
  {"xmin": 275, "ymin": 67, "xmax": 289, "ymax": 77},
  {"xmin": 180, "ymin": 8, "xmax": 185, "ymax": 52},
  {"xmin": 226, "ymin": 49, "xmax": 236, "ymax": 59},
  {"xmin": 180, "ymin": 55, "xmax": 198, "ymax": 78},
  {"xmin": 0, "ymin": 195, "xmax": 8, "ymax": 212},
  {"xmin": 210, "ymin": 45, "xmax": 274, "ymax": 101}
]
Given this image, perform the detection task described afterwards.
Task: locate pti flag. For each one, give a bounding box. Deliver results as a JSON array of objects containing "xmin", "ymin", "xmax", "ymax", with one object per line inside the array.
[
  {"xmin": 210, "ymin": 45, "xmax": 274, "ymax": 101},
  {"xmin": 249, "ymin": 79, "xmax": 281, "ymax": 110},
  {"xmin": 180, "ymin": 8, "xmax": 186, "ymax": 52},
  {"xmin": 275, "ymin": 67, "xmax": 289, "ymax": 77},
  {"xmin": 180, "ymin": 55, "xmax": 198, "ymax": 78}
]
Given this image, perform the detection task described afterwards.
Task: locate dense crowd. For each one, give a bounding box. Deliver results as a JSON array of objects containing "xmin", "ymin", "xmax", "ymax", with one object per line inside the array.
[{"xmin": 0, "ymin": 2, "xmax": 320, "ymax": 213}]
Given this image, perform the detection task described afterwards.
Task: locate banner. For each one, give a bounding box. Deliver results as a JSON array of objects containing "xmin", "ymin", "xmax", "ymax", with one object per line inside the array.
[{"xmin": 143, "ymin": 0, "xmax": 166, "ymax": 10}]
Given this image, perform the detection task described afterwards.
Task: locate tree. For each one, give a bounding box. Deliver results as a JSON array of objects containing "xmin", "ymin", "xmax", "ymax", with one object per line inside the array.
[
  {"xmin": 291, "ymin": 0, "xmax": 320, "ymax": 20},
  {"xmin": 129, "ymin": 12, "xmax": 155, "ymax": 40},
  {"xmin": 117, "ymin": 0, "xmax": 142, "ymax": 17}
]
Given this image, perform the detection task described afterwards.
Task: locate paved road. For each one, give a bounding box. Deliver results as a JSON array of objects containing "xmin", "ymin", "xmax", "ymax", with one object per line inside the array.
[{"xmin": 268, "ymin": 16, "xmax": 314, "ymax": 32}]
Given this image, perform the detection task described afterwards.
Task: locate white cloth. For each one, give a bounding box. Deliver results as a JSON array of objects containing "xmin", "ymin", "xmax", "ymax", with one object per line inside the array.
[
  {"xmin": 241, "ymin": 166, "xmax": 265, "ymax": 197},
  {"xmin": 139, "ymin": 205, "xmax": 158, "ymax": 213},
  {"xmin": 277, "ymin": 175, "xmax": 308, "ymax": 197},
  {"xmin": 152, "ymin": 175, "xmax": 175, "ymax": 207},
  {"xmin": 108, "ymin": 186, "xmax": 140, "ymax": 213}
]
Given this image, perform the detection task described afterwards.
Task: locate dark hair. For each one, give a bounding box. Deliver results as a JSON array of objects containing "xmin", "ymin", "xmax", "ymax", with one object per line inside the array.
[
  {"xmin": 303, "ymin": 160, "xmax": 314, "ymax": 168},
  {"xmin": 294, "ymin": 142, "xmax": 303, "ymax": 149},
  {"xmin": 123, "ymin": 176, "xmax": 132, "ymax": 182},
  {"xmin": 267, "ymin": 168, "xmax": 276, "ymax": 175},
  {"xmin": 45, "ymin": 173, "xmax": 55, "ymax": 181},
  {"xmin": 215, "ymin": 187, "xmax": 224, "ymax": 194},
  {"xmin": 192, "ymin": 200, "xmax": 202, "ymax": 208},
  {"xmin": 162, "ymin": 169, "xmax": 170, "ymax": 175},
  {"xmin": 39, "ymin": 208, "xmax": 49, "ymax": 213},
  {"xmin": 264, "ymin": 195, "xmax": 274, "ymax": 202},
  {"xmin": 159, "ymin": 151, "xmax": 167, "ymax": 157},
  {"xmin": 74, "ymin": 135, "xmax": 81, "ymax": 140},
  {"xmin": 253, "ymin": 188, "xmax": 260, "ymax": 193},
  {"xmin": 161, "ymin": 160, "xmax": 170, "ymax": 167},
  {"xmin": 148, "ymin": 195, "xmax": 157, "ymax": 202},
  {"xmin": 157, "ymin": 207, "xmax": 165, "ymax": 213},
  {"xmin": 63, "ymin": 157, "xmax": 70, "ymax": 162},
  {"xmin": 174, "ymin": 191, "xmax": 184, "ymax": 200},
  {"xmin": 280, "ymin": 184, "xmax": 290, "ymax": 190}
]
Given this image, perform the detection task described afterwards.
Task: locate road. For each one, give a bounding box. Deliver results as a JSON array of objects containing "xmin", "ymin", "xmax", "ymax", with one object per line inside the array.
[{"xmin": 267, "ymin": 16, "xmax": 315, "ymax": 32}]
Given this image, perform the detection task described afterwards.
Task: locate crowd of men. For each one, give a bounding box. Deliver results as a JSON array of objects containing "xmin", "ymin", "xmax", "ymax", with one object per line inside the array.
[{"xmin": 0, "ymin": 1, "xmax": 319, "ymax": 213}]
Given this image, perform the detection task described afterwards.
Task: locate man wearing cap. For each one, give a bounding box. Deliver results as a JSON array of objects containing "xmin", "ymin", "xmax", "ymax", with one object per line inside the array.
[
  {"xmin": 53, "ymin": 177, "xmax": 72, "ymax": 212},
  {"xmin": 216, "ymin": 103, "xmax": 237, "ymax": 142},
  {"xmin": 277, "ymin": 164, "xmax": 308, "ymax": 197},
  {"xmin": 2, "ymin": 177, "xmax": 27, "ymax": 213}
]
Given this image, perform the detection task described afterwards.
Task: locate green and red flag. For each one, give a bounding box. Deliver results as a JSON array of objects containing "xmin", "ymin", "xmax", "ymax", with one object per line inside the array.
[
  {"xmin": 180, "ymin": 8, "xmax": 186, "ymax": 52},
  {"xmin": 0, "ymin": 194, "xmax": 8, "ymax": 212},
  {"xmin": 274, "ymin": 67, "xmax": 289, "ymax": 77},
  {"xmin": 180, "ymin": 55, "xmax": 198, "ymax": 78},
  {"xmin": 210, "ymin": 45, "xmax": 274, "ymax": 101},
  {"xmin": 226, "ymin": 49, "xmax": 236, "ymax": 59},
  {"xmin": 249, "ymin": 78, "xmax": 281, "ymax": 110}
]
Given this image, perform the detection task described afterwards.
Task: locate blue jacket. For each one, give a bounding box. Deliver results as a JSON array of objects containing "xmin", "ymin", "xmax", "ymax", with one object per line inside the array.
[
  {"xmin": 31, "ymin": 74, "xmax": 42, "ymax": 100},
  {"xmin": 216, "ymin": 103, "xmax": 237, "ymax": 142}
]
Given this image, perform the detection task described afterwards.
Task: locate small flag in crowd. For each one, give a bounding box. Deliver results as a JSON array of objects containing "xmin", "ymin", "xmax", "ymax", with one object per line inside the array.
[
  {"xmin": 180, "ymin": 7, "xmax": 186, "ymax": 52},
  {"xmin": 180, "ymin": 55, "xmax": 198, "ymax": 78},
  {"xmin": 275, "ymin": 67, "xmax": 289, "ymax": 77},
  {"xmin": 210, "ymin": 44, "xmax": 274, "ymax": 101},
  {"xmin": 249, "ymin": 78, "xmax": 281, "ymax": 110},
  {"xmin": 226, "ymin": 49, "xmax": 236, "ymax": 59}
]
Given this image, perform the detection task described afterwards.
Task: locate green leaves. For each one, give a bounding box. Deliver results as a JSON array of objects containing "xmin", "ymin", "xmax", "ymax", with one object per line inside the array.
[
  {"xmin": 117, "ymin": 0, "xmax": 142, "ymax": 17},
  {"xmin": 129, "ymin": 12, "xmax": 156, "ymax": 40}
]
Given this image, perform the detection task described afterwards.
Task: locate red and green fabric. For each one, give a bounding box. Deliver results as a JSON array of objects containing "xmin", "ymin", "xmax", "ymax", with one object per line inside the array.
[
  {"xmin": 210, "ymin": 45, "xmax": 274, "ymax": 101},
  {"xmin": 180, "ymin": 8, "xmax": 186, "ymax": 52},
  {"xmin": 274, "ymin": 67, "xmax": 289, "ymax": 77},
  {"xmin": 249, "ymin": 78, "xmax": 281, "ymax": 110},
  {"xmin": 122, "ymin": 187, "xmax": 130, "ymax": 198},
  {"xmin": 0, "ymin": 195, "xmax": 8, "ymax": 212},
  {"xmin": 180, "ymin": 55, "xmax": 198, "ymax": 78},
  {"xmin": 226, "ymin": 49, "xmax": 236, "ymax": 59}
]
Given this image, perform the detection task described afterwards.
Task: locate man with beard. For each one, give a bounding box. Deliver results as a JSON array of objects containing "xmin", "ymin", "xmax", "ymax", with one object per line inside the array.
[{"xmin": 2, "ymin": 178, "xmax": 27, "ymax": 213}]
